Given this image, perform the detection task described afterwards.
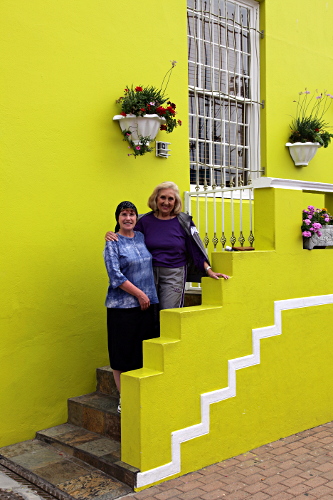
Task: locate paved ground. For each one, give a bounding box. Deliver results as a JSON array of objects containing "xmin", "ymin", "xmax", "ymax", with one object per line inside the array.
[
  {"xmin": 1, "ymin": 421, "xmax": 333, "ymax": 500},
  {"xmin": 123, "ymin": 421, "xmax": 333, "ymax": 500}
]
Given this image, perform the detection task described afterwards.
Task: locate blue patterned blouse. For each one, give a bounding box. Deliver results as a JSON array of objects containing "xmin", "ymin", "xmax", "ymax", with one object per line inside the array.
[{"xmin": 104, "ymin": 231, "xmax": 159, "ymax": 309}]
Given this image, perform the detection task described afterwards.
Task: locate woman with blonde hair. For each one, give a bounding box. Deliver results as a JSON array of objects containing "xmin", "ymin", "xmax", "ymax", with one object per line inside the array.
[{"xmin": 106, "ymin": 182, "xmax": 229, "ymax": 310}]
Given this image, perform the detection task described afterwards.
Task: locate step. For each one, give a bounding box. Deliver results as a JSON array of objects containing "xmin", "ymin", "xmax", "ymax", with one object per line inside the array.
[
  {"xmin": 96, "ymin": 366, "xmax": 118, "ymax": 397},
  {"xmin": 184, "ymin": 291, "xmax": 201, "ymax": 307},
  {"xmin": 68, "ymin": 393, "xmax": 120, "ymax": 442},
  {"xmin": 0, "ymin": 438, "xmax": 132, "ymax": 500},
  {"xmin": 36, "ymin": 423, "xmax": 138, "ymax": 488}
]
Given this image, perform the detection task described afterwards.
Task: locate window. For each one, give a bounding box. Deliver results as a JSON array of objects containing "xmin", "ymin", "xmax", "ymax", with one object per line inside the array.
[{"xmin": 188, "ymin": 0, "xmax": 261, "ymax": 188}]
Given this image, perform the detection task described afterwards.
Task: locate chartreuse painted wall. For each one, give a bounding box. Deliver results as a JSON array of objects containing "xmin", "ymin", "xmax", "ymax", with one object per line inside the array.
[
  {"xmin": 2, "ymin": 0, "xmax": 333, "ymax": 487},
  {"xmin": 260, "ymin": 0, "xmax": 333, "ymax": 181},
  {"xmin": 0, "ymin": 0, "xmax": 188, "ymax": 446},
  {"xmin": 122, "ymin": 187, "xmax": 333, "ymax": 489}
]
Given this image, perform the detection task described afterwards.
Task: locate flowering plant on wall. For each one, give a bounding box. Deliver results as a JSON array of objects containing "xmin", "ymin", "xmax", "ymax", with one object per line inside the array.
[
  {"xmin": 114, "ymin": 61, "xmax": 182, "ymax": 158},
  {"xmin": 302, "ymin": 205, "xmax": 333, "ymax": 238},
  {"xmin": 288, "ymin": 89, "xmax": 333, "ymax": 148}
]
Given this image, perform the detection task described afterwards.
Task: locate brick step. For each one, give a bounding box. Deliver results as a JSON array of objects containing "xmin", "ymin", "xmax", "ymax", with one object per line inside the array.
[
  {"xmin": 95, "ymin": 366, "xmax": 118, "ymax": 397},
  {"xmin": 36, "ymin": 423, "xmax": 138, "ymax": 488},
  {"xmin": 0, "ymin": 438, "xmax": 133, "ymax": 500},
  {"xmin": 68, "ymin": 392, "xmax": 120, "ymax": 441}
]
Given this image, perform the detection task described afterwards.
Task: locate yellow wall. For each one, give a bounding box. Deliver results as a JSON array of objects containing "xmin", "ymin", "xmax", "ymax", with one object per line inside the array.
[
  {"xmin": 260, "ymin": 0, "xmax": 333, "ymax": 181},
  {"xmin": 2, "ymin": 0, "xmax": 333, "ymax": 483},
  {"xmin": 0, "ymin": 0, "xmax": 188, "ymax": 446},
  {"xmin": 122, "ymin": 187, "xmax": 333, "ymax": 489}
]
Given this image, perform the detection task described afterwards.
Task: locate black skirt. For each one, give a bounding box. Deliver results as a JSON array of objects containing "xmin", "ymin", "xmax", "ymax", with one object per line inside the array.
[{"xmin": 107, "ymin": 305, "xmax": 159, "ymax": 372}]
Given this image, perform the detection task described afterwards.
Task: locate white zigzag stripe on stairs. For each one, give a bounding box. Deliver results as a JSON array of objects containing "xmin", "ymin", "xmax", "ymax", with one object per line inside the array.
[{"xmin": 136, "ymin": 294, "xmax": 333, "ymax": 488}]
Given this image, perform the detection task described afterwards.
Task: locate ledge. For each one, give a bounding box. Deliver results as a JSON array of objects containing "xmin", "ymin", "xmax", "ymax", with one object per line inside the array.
[{"xmin": 252, "ymin": 177, "xmax": 333, "ymax": 193}]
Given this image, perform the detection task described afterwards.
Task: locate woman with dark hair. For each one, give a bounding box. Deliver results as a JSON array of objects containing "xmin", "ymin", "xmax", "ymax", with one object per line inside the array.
[
  {"xmin": 106, "ymin": 183, "xmax": 229, "ymax": 311},
  {"xmin": 104, "ymin": 201, "xmax": 158, "ymax": 412}
]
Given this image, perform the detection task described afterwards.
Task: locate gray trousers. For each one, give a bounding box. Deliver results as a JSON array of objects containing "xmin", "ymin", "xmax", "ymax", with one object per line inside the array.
[{"xmin": 153, "ymin": 266, "xmax": 187, "ymax": 310}]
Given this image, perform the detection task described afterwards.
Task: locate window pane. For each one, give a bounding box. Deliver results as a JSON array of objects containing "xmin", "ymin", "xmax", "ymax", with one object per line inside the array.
[{"xmin": 187, "ymin": 0, "xmax": 260, "ymax": 187}]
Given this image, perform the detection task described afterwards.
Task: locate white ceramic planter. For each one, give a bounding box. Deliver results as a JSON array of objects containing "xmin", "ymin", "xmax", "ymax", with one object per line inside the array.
[
  {"xmin": 286, "ymin": 142, "xmax": 321, "ymax": 166},
  {"xmin": 303, "ymin": 225, "xmax": 333, "ymax": 250},
  {"xmin": 113, "ymin": 114, "xmax": 166, "ymax": 145}
]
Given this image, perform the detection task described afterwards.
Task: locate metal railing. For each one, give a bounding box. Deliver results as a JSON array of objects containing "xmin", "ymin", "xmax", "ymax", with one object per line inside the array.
[{"xmin": 184, "ymin": 182, "xmax": 254, "ymax": 291}]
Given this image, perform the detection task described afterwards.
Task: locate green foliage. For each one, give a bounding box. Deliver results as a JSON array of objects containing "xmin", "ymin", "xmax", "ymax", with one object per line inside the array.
[
  {"xmin": 115, "ymin": 62, "xmax": 182, "ymax": 157},
  {"xmin": 288, "ymin": 90, "xmax": 333, "ymax": 148},
  {"xmin": 117, "ymin": 86, "xmax": 168, "ymax": 116},
  {"xmin": 122, "ymin": 129, "xmax": 153, "ymax": 158}
]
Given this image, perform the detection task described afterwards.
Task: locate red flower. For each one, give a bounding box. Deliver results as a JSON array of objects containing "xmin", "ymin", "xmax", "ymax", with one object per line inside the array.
[
  {"xmin": 156, "ymin": 106, "xmax": 166, "ymax": 115},
  {"xmin": 160, "ymin": 124, "xmax": 167, "ymax": 131},
  {"xmin": 315, "ymin": 128, "xmax": 320, "ymax": 132},
  {"xmin": 135, "ymin": 86, "xmax": 143, "ymax": 92},
  {"xmin": 177, "ymin": 119, "xmax": 182, "ymax": 126},
  {"xmin": 120, "ymin": 112, "xmax": 127, "ymax": 116},
  {"xmin": 167, "ymin": 106, "xmax": 176, "ymax": 115},
  {"xmin": 140, "ymin": 108, "xmax": 146, "ymax": 112},
  {"xmin": 167, "ymin": 101, "xmax": 176, "ymax": 109}
]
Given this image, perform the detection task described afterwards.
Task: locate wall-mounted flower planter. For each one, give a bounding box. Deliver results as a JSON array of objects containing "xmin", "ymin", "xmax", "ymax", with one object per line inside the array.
[
  {"xmin": 113, "ymin": 114, "xmax": 166, "ymax": 145},
  {"xmin": 303, "ymin": 225, "xmax": 333, "ymax": 250},
  {"xmin": 286, "ymin": 142, "xmax": 321, "ymax": 166}
]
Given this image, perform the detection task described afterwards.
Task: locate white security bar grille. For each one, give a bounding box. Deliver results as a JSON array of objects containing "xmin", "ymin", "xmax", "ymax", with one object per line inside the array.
[{"xmin": 187, "ymin": 0, "xmax": 261, "ymax": 189}]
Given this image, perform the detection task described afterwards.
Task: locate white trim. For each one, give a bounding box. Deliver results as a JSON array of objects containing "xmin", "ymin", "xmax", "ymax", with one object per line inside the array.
[
  {"xmin": 252, "ymin": 177, "xmax": 333, "ymax": 193},
  {"xmin": 136, "ymin": 293, "xmax": 333, "ymax": 488}
]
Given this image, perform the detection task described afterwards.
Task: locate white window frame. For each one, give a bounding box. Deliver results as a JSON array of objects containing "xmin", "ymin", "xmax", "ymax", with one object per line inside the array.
[{"xmin": 188, "ymin": 0, "xmax": 261, "ymax": 192}]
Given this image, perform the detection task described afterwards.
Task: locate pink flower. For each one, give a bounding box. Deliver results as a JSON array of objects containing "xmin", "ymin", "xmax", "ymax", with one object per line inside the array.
[
  {"xmin": 307, "ymin": 214, "xmax": 312, "ymax": 219},
  {"xmin": 136, "ymin": 146, "xmax": 141, "ymax": 150},
  {"xmin": 304, "ymin": 219, "xmax": 311, "ymax": 225},
  {"xmin": 317, "ymin": 231, "xmax": 322, "ymax": 237},
  {"xmin": 307, "ymin": 205, "xmax": 315, "ymax": 211},
  {"xmin": 312, "ymin": 222, "xmax": 322, "ymax": 229},
  {"xmin": 302, "ymin": 231, "xmax": 312, "ymax": 237}
]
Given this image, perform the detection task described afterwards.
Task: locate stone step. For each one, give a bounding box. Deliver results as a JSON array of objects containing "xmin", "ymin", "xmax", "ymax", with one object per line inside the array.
[
  {"xmin": 67, "ymin": 393, "xmax": 120, "ymax": 442},
  {"xmin": 0, "ymin": 438, "xmax": 132, "ymax": 500},
  {"xmin": 95, "ymin": 366, "xmax": 118, "ymax": 397},
  {"xmin": 36, "ymin": 423, "xmax": 138, "ymax": 488}
]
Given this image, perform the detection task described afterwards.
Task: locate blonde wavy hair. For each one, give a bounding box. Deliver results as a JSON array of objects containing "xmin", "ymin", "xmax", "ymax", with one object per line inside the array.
[{"xmin": 148, "ymin": 181, "xmax": 182, "ymax": 215}]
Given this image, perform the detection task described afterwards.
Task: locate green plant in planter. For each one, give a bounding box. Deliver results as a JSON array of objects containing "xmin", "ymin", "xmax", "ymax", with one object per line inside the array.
[
  {"xmin": 122, "ymin": 129, "xmax": 153, "ymax": 158},
  {"xmin": 289, "ymin": 90, "xmax": 333, "ymax": 148},
  {"xmin": 115, "ymin": 61, "xmax": 182, "ymax": 157},
  {"xmin": 302, "ymin": 205, "xmax": 333, "ymax": 238}
]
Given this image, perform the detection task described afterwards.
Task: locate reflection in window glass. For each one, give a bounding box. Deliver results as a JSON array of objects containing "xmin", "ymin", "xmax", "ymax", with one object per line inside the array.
[{"xmin": 188, "ymin": 0, "xmax": 260, "ymax": 188}]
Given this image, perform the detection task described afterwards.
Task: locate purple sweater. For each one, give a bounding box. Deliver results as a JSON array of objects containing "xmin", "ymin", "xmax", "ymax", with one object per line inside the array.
[{"xmin": 135, "ymin": 212, "xmax": 206, "ymax": 270}]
